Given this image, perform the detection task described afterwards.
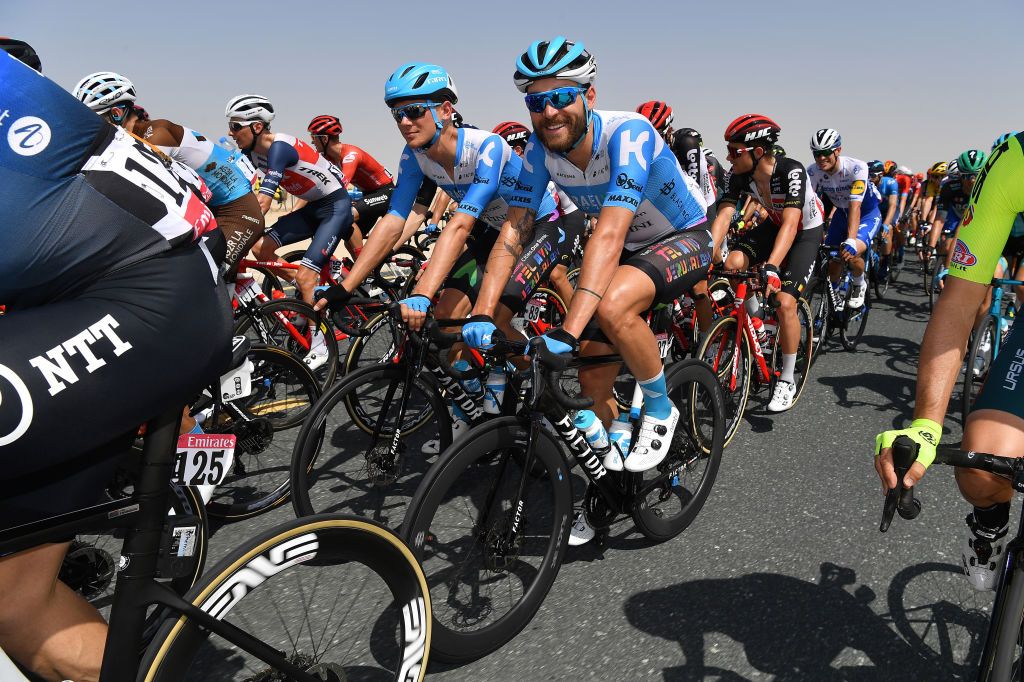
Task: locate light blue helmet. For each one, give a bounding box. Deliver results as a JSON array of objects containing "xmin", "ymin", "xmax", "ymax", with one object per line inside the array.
[
  {"xmin": 514, "ymin": 36, "xmax": 596, "ymax": 93},
  {"xmin": 993, "ymin": 131, "xmax": 1019, "ymax": 151},
  {"xmin": 384, "ymin": 62, "xmax": 458, "ymax": 107}
]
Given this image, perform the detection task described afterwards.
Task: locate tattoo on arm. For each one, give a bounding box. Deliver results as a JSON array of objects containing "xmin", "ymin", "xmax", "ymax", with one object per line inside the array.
[
  {"xmin": 578, "ymin": 287, "xmax": 603, "ymax": 301},
  {"xmin": 511, "ymin": 211, "xmax": 536, "ymax": 248}
]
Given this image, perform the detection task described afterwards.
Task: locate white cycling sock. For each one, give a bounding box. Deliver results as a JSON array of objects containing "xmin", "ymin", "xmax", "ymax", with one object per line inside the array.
[
  {"xmin": 745, "ymin": 296, "xmax": 761, "ymax": 318},
  {"xmin": 852, "ymin": 273, "xmax": 866, "ymax": 286},
  {"xmin": 781, "ymin": 353, "xmax": 797, "ymax": 384}
]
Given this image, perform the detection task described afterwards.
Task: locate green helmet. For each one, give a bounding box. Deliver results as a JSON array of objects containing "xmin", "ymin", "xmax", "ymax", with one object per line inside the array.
[{"xmin": 956, "ymin": 149, "xmax": 987, "ymax": 175}]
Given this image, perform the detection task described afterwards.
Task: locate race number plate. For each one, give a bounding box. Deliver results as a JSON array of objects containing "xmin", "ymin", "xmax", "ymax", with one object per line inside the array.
[
  {"xmin": 656, "ymin": 332, "xmax": 671, "ymax": 359},
  {"xmin": 173, "ymin": 433, "xmax": 236, "ymax": 486},
  {"xmin": 525, "ymin": 300, "xmax": 544, "ymax": 322}
]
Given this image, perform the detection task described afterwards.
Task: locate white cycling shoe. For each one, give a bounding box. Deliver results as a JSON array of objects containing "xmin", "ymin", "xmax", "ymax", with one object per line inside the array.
[
  {"xmin": 624, "ymin": 405, "xmax": 679, "ymax": 472},
  {"xmin": 848, "ymin": 280, "xmax": 868, "ymax": 309},
  {"xmin": 568, "ymin": 510, "xmax": 596, "ymax": 546},
  {"xmin": 962, "ymin": 512, "xmax": 1009, "ymax": 591},
  {"xmin": 768, "ymin": 380, "xmax": 797, "ymax": 412}
]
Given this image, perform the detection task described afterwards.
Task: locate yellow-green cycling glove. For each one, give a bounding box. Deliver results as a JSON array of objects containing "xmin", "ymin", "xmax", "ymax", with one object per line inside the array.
[{"xmin": 874, "ymin": 418, "xmax": 942, "ymax": 470}]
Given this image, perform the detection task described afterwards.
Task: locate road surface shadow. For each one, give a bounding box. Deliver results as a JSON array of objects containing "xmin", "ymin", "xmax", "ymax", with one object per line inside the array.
[{"xmin": 624, "ymin": 561, "xmax": 972, "ymax": 680}]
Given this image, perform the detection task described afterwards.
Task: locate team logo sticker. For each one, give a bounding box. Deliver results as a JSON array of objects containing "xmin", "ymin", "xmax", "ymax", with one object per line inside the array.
[
  {"xmin": 952, "ymin": 239, "xmax": 977, "ymax": 268},
  {"xmin": 850, "ymin": 179, "xmax": 866, "ymax": 195},
  {"xmin": 7, "ymin": 116, "xmax": 51, "ymax": 156}
]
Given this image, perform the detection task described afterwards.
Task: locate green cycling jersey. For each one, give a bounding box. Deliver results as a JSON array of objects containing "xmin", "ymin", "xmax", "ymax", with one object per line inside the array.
[{"xmin": 949, "ymin": 132, "xmax": 1024, "ymax": 285}]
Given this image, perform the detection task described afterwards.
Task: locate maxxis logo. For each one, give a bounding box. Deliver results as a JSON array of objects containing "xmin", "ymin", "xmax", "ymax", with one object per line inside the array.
[
  {"xmin": 7, "ymin": 116, "xmax": 51, "ymax": 156},
  {"xmin": 0, "ymin": 364, "xmax": 33, "ymax": 446}
]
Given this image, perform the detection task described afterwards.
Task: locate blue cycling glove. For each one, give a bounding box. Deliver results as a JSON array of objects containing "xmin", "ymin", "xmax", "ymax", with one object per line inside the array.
[
  {"xmin": 463, "ymin": 315, "xmax": 497, "ymax": 350},
  {"xmin": 400, "ymin": 295, "xmax": 431, "ymax": 314},
  {"xmin": 841, "ymin": 239, "xmax": 859, "ymax": 258},
  {"xmin": 424, "ymin": 223, "xmax": 441, "ymax": 235},
  {"xmin": 528, "ymin": 327, "xmax": 578, "ymax": 359}
]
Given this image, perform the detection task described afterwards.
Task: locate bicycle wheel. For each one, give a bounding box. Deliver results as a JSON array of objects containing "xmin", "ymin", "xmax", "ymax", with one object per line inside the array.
[
  {"xmin": 961, "ymin": 317, "xmax": 997, "ymax": 425},
  {"xmin": 400, "ymin": 418, "xmax": 572, "ymax": 663},
  {"xmin": 873, "ymin": 256, "xmax": 889, "ymax": 300},
  {"xmin": 805, "ymin": 276, "xmax": 831, "ymax": 360},
  {"xmin": 768, "ymin": 298, "xmax": 814, "ymax": 407},
  {"xmin": 633, "ymin": 360, "xmax": 724, "ymax": 541},
  {"xmin": 234, "ymin": 298, "xmax": 339, "ymax": 389},
  {"xmin": 140, "ymin": 515, "xmax": 431, "ymax": 682},
  {"xmin": 291, "ymin": 363, "xmax": 452, "ymax": 529},
  {"xmin": 840, "ymin": 282, "xmax": 871, "ymax": 351},
  {"xmin": 204, "ymin": 345, "xmax": 322, "ymax": 521},
  {"xmin": 695, "ymin": 315, "xmax": 751, "ymax": 449},
  {"xmin": 63, "ymin": 481, "xmax": 207, "ymax": 649},
  {"xmin": 343, "ymin": 311, "xmax": 403, "ymax": 377}
]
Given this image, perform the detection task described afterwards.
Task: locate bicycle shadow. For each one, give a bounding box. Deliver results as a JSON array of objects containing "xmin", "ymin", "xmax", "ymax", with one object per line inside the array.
[
  {"xmin": 816, "ymin": 372, "xmax": 916, "ymax": 426},
  {"xmin": 623, "ymin": 562, "xmax": 956, "ymax": 680}
]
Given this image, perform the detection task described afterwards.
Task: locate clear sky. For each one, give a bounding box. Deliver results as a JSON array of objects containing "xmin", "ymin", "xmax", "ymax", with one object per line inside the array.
[{"xmin": 8, "ymin": 1, "xmax": 1021, "ymax": 172}]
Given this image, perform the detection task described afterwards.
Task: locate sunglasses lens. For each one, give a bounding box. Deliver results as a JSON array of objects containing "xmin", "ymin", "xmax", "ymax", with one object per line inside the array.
[
  {"xmin": 392, "ymin": 105, "xmax": 429, "ymax": 122},
  {"xmin": 525, "ymin": 88, "xmax": 579, "ymax": 113}
]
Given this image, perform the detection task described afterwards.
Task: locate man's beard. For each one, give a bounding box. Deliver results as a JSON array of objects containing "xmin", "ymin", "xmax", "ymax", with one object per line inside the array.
[{"xmin": 535, "ymin": 110, "xmax": 588, "ymax": 153}]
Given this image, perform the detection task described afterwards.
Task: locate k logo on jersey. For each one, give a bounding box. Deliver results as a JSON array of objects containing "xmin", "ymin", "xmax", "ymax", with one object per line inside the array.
[{"xmin": 952, "ymin": 239, "xmax": 977, "ymax": 267}]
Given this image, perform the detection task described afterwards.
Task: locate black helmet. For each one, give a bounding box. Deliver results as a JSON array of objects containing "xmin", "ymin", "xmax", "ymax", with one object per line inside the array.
[
  {"xmin": 1, "ymin": 37, "xmax": 41, "ymax": 72},
  {"xmin": 674, "ymin": 127, "xmax": 703, "ymax": 146}
]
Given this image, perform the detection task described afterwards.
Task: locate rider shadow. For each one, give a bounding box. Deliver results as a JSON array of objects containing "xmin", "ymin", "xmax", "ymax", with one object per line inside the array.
[
  {"xmin": 875, "ymin": 293, "xmax": 932, "ymax": 325},
  {"xmin": 816, "ymin": 372, "xmax": 915, "ymax": 427},
  {"xmin": 624, "ymin": 562, "xmax": 951, "ymax": 680},
  {"xmin": 858, "ymin": 334, "xmax": 921, "ymax": 378}
]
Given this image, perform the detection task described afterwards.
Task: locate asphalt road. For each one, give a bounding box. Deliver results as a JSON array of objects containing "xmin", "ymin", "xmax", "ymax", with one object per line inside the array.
[{"xmin": 205, "ymin": 258, "xmax": 992, "ymax": 681}]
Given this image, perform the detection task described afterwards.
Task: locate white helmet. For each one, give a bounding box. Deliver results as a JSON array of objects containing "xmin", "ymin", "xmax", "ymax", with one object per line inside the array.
[
  {"xmin": 73, "ymin": 71, "xmax": 136, "ymax": 113},
  {"xmin": 225, "ymin": 94, "xmax": 275, "ymax": 123},
  {"xmin": 809, "ymin": 128, "xmax": 842, "ymax": 152},
  {"xmin": 897, "ymin": 165, "xmax": 912, "ymax": 175}
]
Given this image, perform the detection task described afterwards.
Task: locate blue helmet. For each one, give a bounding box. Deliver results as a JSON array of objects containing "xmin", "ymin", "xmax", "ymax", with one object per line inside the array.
[
  {"xmin": 514, "ymin": 36, "xmax": 596, "ymax": 93},
  {"xmin": 993, "ymin": 131, "xmax": 1019, "ymax": 151},
  {"xmin": 384, "ymin": 62, "xmax": 458, "ymax": 107}
]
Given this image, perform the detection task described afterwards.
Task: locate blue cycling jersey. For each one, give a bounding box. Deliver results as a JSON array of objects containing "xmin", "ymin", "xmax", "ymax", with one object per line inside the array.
[
  {"xmin": 0, "ymin": 54, "xmax": 214, "ymax": 307},
  {"xmin": 877, "ymin": 176, "xmax": 899, "ymax": 218},
  {"xmin": 387, "ymin": 127, "xmax": 555, "ymax": 229},
  {"xmin": 160, "ymin": 127, "xmax": 255, "ymax": 206},
  {"xmin": 509, "ymin": 111, "xmax": 707, "ymax": 250}
]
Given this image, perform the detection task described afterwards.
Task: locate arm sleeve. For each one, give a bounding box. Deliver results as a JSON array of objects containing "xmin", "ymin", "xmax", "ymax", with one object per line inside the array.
[
  {"xmin": 386, "ymin": 147, "xmax": 425, "ymax": 220},
  {"xmin": 508, "ymin": 133, "xmax": 550, "ymax": 212},
  {"xmin": 455, "ymin": 134, "xmax": 504, "ymax": 219},
  {"xmin": 848, "ymin": 162, "xmax": 868, "ymax": 203},
  {"xmin": 258, "ymin": 140, "xmax": 298, "ymax": 197},
  {"xmin": 782, "ymin": 159, "xmax": 809, "ymax": 210},
  {"xmin": 950, "ymin": 140, "xmax": 1024, "ymax": 284},
  {"xmin": 603, "ymin": 119, "xmax": 656, "ymax": 211}
]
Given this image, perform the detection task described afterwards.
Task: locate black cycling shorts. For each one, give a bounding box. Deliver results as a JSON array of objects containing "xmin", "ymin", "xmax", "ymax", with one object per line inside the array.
[
  {"xmin": 441, "ymin": 228, "xmax": 499, "ymax": 300},
  {"xmin": 973, "ymin": 314, "xmax": 1024, "ymax": 421},
  {"xmin": 354, "ymin": 184, "xmax": 394, "ymax": 234},
  {"xmin": 498, "ymin": 211, "xmax": 586, "ymax": 313},
  {"xmin": 416, "ymin": 178, "xmax": 438, "ymax": 209},
  {"xmin": 265, "ymin": 189, "xmax": 353, "ymax": 273},
  {"xmin": 732, "ymin": 221, "xmax": 822, "ymax": 299},
  {"xmin": 0, "ymin": 245, "xmax": 232, "ymax": 527},
  {"xmin": 1002, "ymin": 234, "xmax": 1024, "ymax": 270},
  {"xmin": 580, "ymin": 228, "xmax": 713, "ymax": 343}
]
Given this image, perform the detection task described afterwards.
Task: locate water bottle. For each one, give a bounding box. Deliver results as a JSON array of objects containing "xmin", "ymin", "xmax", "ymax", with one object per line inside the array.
[
  {"xmin": 605, "ymin": 414, "xmax": 632, "ymax": 471},
  {"xmin": 573, "ymin": 410, "xmax": 610, "ymax": 460},
  {"xmin": 751, "ymin": 316, "xmax": 769, "ymax": 351},
  {"xmin": 453, "ymin": 360, "xmax": 482, "ymax": 398},
  {"xmin": 483, "ymin": 365, "xmax": 507, "ymax": 414},
  {"xmin": 762, "ymin": 316, "xmax": 778, "ymax": 356}
]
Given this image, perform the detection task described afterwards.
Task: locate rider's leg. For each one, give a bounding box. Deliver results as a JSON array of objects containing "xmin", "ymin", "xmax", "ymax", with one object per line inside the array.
[
  {"xmin": 0, "ymin": 543, "xmax": 105, "ymax": 682},
  {"xmin": 549, "ymin": 264, "xmax": 575, "ymax": 306}
]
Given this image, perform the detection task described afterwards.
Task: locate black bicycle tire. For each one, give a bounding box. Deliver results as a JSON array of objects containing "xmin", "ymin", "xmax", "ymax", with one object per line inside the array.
[
  {"xmin": 768, "ymin": 298, "xmax": 814, "ymax": 407},
  {"xmin": 840, "ymin": 281, "xmax": 871, "ymax": 351},
  {"xmin": 233, "ymin": 298, "xmax": 339, "ymax": 389},
  {"xmin": 342, "ymin": 311, "xmax": 403, "ymax": 377},
  {"xmin": 399, "ymin": 417, "xmax": 572, "ymax": 663},
  {"xmin": 961, "ymin": 317, "xmax": 997, "ymax": 427},
  {"xmin": 807, "ymin": 276, "xmax": 831, "ymax": 361},
  {"xmin": 139, "ymin": 514, "xmax": 431, "ymax": 682},
  {"xmin": 634, "ymin": 360, "xmax": 725, "ymax": 541},
  {"xmin": 695, "ymin": 315, "xmax": 751, "ymax": 449},
  {"xmin": 204, "ymin": 345, "xmax": 322, "ymax": 521},
  {"xmin": 289, "ymin": 362, "xmax": 452, "ymax": 523}
]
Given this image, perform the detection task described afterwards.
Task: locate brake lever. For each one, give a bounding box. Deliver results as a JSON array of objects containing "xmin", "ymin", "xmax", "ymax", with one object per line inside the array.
[{"xmin": 880, "ymin": 437, "xmax": 922, "ymax": 532}]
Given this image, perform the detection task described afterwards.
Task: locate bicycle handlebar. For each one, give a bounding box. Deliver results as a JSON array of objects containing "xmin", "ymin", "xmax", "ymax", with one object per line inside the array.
[{"xmin": 331, "ymin": 298, "xmax": 392, "ymax": 337}]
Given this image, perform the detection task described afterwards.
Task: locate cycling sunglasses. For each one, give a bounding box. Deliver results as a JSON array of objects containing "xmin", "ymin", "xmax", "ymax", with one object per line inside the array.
[
  {"xmin": 812, "ymin": 149, "xmax": 836, "ymax": 159},
  {"xmin": 524, "ymin": 86, "xmax": 586, "ymax": 114},
  {"xmin": 229, "ymin": 121, "xmax": 254, "ymax": 133},
  {"xmin": 725, "ymin": 145, "xmax": 754, "ymax": 160},
  {"xmin": 390, "ymin": 103, "xmax": 434, "ymax": 123}
]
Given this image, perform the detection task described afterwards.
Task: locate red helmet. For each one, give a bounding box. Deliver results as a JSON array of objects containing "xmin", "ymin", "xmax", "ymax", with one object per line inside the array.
[
  {"xmin": 636, "ymin": 101, "xmax": 674, "ymax": 133},
  {"xmin": 914, "ymin": 172, "xmax": 925, "ymax": 182},
  {"xmin": 883, "ymin": 160, "xmax": 897, "ymax": 176},
  {"xmin": 724, "ymin": 114, "xmax": 781, "ymax": 146},
  {"xmin": 493, "ymin": 121, "xmax": 530, "ymax": 149},
  {"xmin": 308, "ymin": 114, "xmax": 343, "ymax": 137}
]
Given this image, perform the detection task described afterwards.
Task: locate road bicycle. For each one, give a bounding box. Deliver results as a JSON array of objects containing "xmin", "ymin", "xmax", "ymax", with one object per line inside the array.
[{"xmin": 807, "ymin": 245, "xmax": 872, "ymax": 354}]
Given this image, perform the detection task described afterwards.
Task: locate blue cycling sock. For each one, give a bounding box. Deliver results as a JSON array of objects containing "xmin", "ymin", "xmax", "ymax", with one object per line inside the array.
[
  {"xmin": 189, "ymin": 421, "xmax": 204, "ymax": 435},
  {"xmin": 639, "ymin": 370, "xmax": 672, "ymax": 420}
]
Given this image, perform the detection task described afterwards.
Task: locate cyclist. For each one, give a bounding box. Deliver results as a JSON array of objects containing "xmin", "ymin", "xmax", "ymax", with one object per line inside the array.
[
  {"xmin": 225, "ymin": 94, "xmax": 352, "ymax": 304},
  {"xmin": 316, "ymin": 63, "xmax": 557, "ymax": 342},
  {"xmin": 492, "ymin": 120, "xmax": 584, "ymax": 308},
  {"xmin": 466, "ymin": 36, "xmax": 710, "ymax": 497},
  {"xmin": 0, "ymin": 44, "xmax": 231, "ymax": 681},
  {"xmin": 72, "ymin": 72, "xmax": 264, "ymax": 276},
  {"xmin": 932, "ymin": 150, "xmax": 987, "ymax": 289},
  {"xmin": 306, "ymin": 114, "xmax": 396, "ymax": 255},
  {"xmin": 635, "ymin": 100, "xmax": 674, "ymax": 143},
  {"xmin": 875, "ymin": 133, "xmax": 1024, "ymax": 591},
  {"xmin": 711, "ymin": 116, "xmax": 824, "ymax": 411},
  {"xmin": 666, "ymin": 125, "xmax": 719, "ymax": 222}
]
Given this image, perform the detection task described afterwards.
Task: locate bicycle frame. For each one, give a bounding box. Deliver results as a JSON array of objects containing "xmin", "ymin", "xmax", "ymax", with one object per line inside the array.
[
  {"xmin": 985, "ymin": 278, "xmax": 1024, "ymax": 360},
  {"xmin": 712, "ymin": 279, "xmax": 772, "ymax": 390}
]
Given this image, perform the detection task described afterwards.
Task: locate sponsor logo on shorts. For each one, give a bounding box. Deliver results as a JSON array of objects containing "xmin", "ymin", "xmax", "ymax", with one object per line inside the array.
[
  {"xmin": 1005, "ymin": 348, "xmax": 1024, "ymax": 391},
  {"xmin": 952, "ymin": 239, "xmax": 977, "ymax": 267}
]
